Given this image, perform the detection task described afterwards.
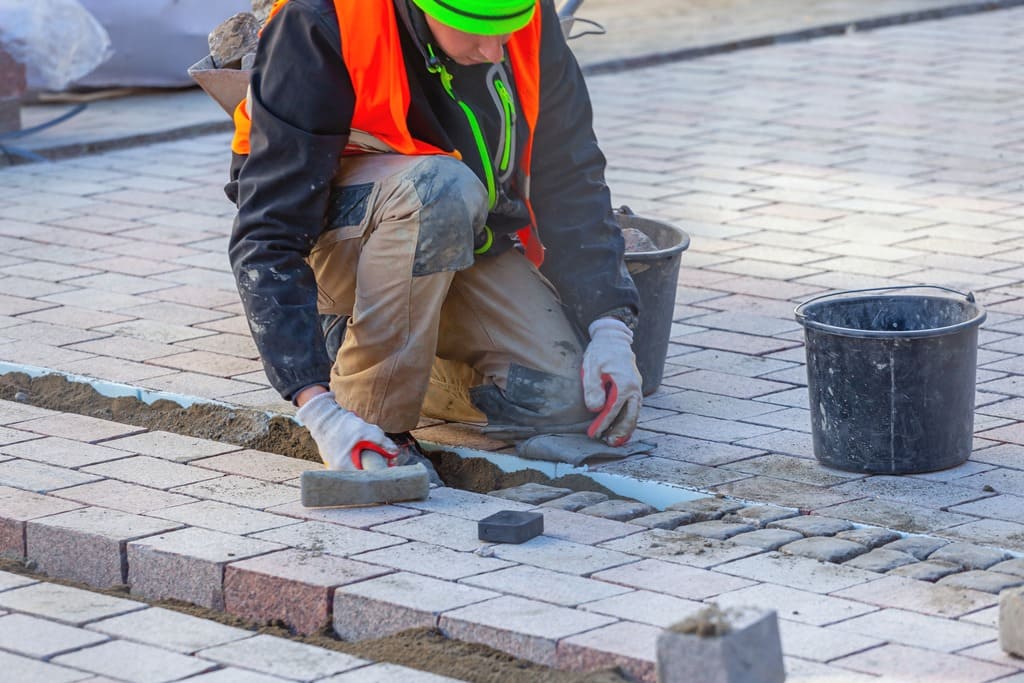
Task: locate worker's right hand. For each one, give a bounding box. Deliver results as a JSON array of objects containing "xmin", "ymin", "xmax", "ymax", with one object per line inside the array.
[
  {"xmin": 295, "ymin": 391, "xmax": 399, "ymax": 470},
  {"xmin": 582, "ymin": 317, "xmax": 643, "ymax": 447}
]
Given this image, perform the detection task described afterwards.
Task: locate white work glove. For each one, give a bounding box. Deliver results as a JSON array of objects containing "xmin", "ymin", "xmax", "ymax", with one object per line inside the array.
[
  {"xmin": 581, "ymin": 317, "xmax": 642, "ymax": 447},
  {"xmin": 295, "ymin": 392, "xmax": 398, "ymax": 470}
]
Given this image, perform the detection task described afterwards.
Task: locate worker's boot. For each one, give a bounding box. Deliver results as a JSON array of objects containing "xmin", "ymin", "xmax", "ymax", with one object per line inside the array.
[{"xmin": 387, "ymin": 432, "xmax": 443, "ymax": 487}]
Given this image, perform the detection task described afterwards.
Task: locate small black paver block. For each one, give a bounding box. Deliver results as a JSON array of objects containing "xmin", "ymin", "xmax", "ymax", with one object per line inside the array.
[{"xmin": 478, "ymin": 510, "xmax": 543, "ymax": 544}]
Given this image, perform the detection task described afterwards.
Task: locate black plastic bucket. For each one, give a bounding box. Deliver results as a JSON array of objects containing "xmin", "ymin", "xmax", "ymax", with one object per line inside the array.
[
  {"xmin": 618, "ymin": 208, "xmax": 690, "ymax": 396},
  {"xmin": 794, "ymin": 286, "xmax": 986, "ymax": 474}
]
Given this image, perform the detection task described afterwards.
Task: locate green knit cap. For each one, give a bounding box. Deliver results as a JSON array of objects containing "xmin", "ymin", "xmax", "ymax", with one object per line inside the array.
[{"xmin": 412, "ymin": 0, "xmax": 535, "ymax": 35}]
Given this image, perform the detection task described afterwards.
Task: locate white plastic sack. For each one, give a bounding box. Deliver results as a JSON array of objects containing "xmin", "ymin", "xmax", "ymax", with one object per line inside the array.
[{"xmin": 0, "ymin": 0, "xmax": 112, "ymax": 91}]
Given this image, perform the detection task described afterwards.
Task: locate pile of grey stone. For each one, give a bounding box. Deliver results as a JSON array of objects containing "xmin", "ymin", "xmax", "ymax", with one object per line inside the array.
[{"xmin": 207, "ymin": 0, "xmax": 275, "ymax": 71}]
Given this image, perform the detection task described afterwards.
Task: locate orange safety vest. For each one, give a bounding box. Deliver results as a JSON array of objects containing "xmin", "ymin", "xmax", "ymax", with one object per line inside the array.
[{"xmin": 232, "ymin": 0, "xmax": 545, "ymax": 265}]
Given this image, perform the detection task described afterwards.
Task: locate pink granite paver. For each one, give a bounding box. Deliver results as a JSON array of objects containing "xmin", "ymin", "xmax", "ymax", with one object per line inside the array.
[
  {"xmin": 0, "ymin": 484, "xmax": 82, "ymax": 556},
  {"xmin": 27, "ymin": 506, "xmax": 181, "ymax": 587},
  {"xmin": 557, "ymin": 621, "xmax": 659, "ymax": 682},
  {"xmin": 224, "ymin": 549, "xmax": 391, "ymax": 634},
  {"xmin": 127, "ymin": 527, "xmax": 285, "ymax": 608}
]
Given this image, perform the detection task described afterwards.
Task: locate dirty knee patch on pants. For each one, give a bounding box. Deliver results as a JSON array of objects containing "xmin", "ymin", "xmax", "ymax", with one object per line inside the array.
[
  {"xmin": 469, "ymin": 363, "xmax": 590, "ymax": 427},
  {"xmin": 406, "ymin": 158, "xmax": 487, "ymax": 277}
]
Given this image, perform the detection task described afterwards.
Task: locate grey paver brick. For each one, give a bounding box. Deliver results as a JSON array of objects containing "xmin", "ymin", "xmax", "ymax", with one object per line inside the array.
[
  {"xmin": 491, "ymin": 535, "xmax": 637, "ymax": 575},
  {"xmin": 716, "ymin": 582, "xmax": 876, "ymax": 627},
  {"xmin": 253, "ymin": 520, "xmax": 404, "ymax": 557},
  {"xmin": 714, "ymin": 477, "xmax": 855, "ymax": 510},
  {"xmin": 539, "ymin": 490, "xmax": 609, "ymax": 511},
  {"xmin": 0, "ymin": 650, "xmax": 94, "ymax": 683},
  {"xmin": 99, "ymin": 430, "xmax": 240, "ymax": 463},
  {"xmin": 333, "ymin": 572, "xmax": 497, "ymax": 641},
  {"xmin": 779, "ymin": 619, "xmax": 884, "ymax": 662},
  {"xmin": 533, "ymin": 507, "xmax": 640, "ymax": 545},
  {"xmin": 601, "ymin": 528, "xmax": 761, "ymax": 569},
  {"xmin": 0, "ymin": 458, "xmax": 101, "ymax": 493},
  {"xmin": 266, "ymin": 499, "xmax": 420, "ymax": 529},
  {"xmin": 723, "ymin": 504, "xmax": 799, "ymax": 529},
  {"xmin": 842, "ymin": 548, "xmax": 918, "ymax": 573},
  {"xmin": 149, "ymin": 500, "xmax": 298, "ymax": 535},
  {"xmin": 830, "ymin": 643, "xmax": 1015, "ymax": 682},
  {"xmin": 665, "ymin": 497, "xmax": 744, "ymax": 521},
  {"xmin": 883, "ymin": 535, "xmax": 950, "ymax": 560},
  {"xmin": 0, "ymin": 581, "xmax": 145, "ymax": 625},
  {"xmin": 829, "ymin": 607, "xmax": 997, "ymax": 654},
  {"xmin": 780, "ymin": 537, "xmax": 869, "ymax": 564},
  {"xmin": 888, "ymin": 559, "xmax": 963, "ymax": 582},
  {"xmin": 323, "ymin": 663, "xmax": 462, "ymax": 682},
  {"xmin": 717, "ymin": 551, "xmax": 877, "ymax": 594},
  {"xmin": 991, "ymin": 558, "xmax": 1024, "ymax": 578},
  {"xmin": 675, "ymin": 519, "xmax": 755, "ymax": 540},
  {"xmin": 937, "ymin": 570, "xmax": 1024, "ymax": 594},
  {"xmin": 835, "ymin": 527, "xmax": 902, "ymax": 549},
  {"xmin": 461, "ymin": 564, "xmax": 631, "ymax": 607},
  {"xmin": 578, "ymin": 589, "xmax": 704, "ymax": 628},
  {"xmin": 396, "ymin": 486, "xmax": 532, "ymax": 521},
  {"xmin": 578, "ymin": 499, "xmax": 655, "ymax": 521},
  {"xmin": 439, "ymin": 594, "xmax": 617, "ymax": 667},
  {"xmin": 83, "ymin": 455, "xmax": 223, "ymax": 489},
  {"xmin": 834, "ymin": 575, "xmax": 996, "ymax": 618},
  {"xmin": 488, "ymin": 482, "xmax": 572, "ymax": 505},
  {"xmin": 54, "ymin": 639, "xmax": 216, "ymax": 682},
  {"xmin": 53, "ymin": 480, "xmax": 195, "ymax": 514},
  {"xmin": 592, "ymin": 558, "xmax": 754, "ymax": 600},
  {"xmin": 731, "ymin": 528, "xmax": 803, "ymax": 551},
  {"xmin": 87, "ymin": 606, "xmax": 252, "ymax": 654},
  {"xmin": 629, "ymin": 511, "xmax": 695, "ymax": 529},
  {"xmin": 352, "ymin": 540, "xmax": 510, "ymax": 581},
  {"xmin": 27, "ymin": 506, "xmax": 181, "ymax": 587},
  {"xmin": 927, "ymin": 542, "xmax": 1012, "ymax": 570},
  {"xmin": 768, "ymin": 515, "xmax": 854, "ymax": 537},
  {"xmin": 0, "ymin": 612, "xmax": 108, "ymax": 657},
  {"xmin": 151, "ymin": 667, "xmax": 288, "ymax": 683},
  {"xmin": 171, "ymin": 474, "xmax": 298, "ymax": 509}
]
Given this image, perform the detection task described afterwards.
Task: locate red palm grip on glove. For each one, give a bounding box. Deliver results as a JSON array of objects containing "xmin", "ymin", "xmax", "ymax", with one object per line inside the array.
[
  {"xmin": 587, "ymin": 373, "xmax": 618, "ymax": 441},
  {"xmin": 350, "ymin": 440, "xmax": 399, "ymax": 469}
]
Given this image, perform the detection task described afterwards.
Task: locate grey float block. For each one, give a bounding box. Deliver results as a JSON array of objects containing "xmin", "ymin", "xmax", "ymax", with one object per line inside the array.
[
  {"xmin": 477, "ymin": 510, "xmax": 543, "ymax": 544},
  {"xmin": 1000, "ymin": 587, "xmax": 1024, "ymax": 657},
  {"xmin": 657, "ymin": 605, "xmax": 784, "ymax": 683},
  {"xmin": 300, "ymin": 465, "xmax": 429, "ymax": 507}
]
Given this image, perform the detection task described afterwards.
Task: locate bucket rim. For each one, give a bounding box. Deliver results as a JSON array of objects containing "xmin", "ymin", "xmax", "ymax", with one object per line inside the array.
[{"xmin": 794, "ymin": 287, "xmax": 986, "ymax": 339}]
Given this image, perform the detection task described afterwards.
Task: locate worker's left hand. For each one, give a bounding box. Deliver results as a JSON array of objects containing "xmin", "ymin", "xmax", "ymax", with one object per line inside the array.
[{"xmin": 581, "ymin": 317, "xmax": 642, "ymax": 447}]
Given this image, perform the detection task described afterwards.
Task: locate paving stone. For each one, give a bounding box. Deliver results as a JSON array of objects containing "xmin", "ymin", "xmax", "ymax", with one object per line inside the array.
[
  {"xmin": 87, "ymin": 606, "xmax": 252, "ymax": 653},
  {"xmin": 398, "ymin": 486, "xmax": 533, "ymax": 521},
  {"xmin": 53, "ymin": 638, "xmax": 214, "ymax": 681},
  {"xmin": 128, "ymin": 527, "xmax": 285, "ymax": 609},
  {"xmin": 713, "ymin": 583, "xmax": 876, "ymax": 627},
  {"xmin": 1001, "ymin": 587, "xmax": 1024, "ymax": 658},
  {"xmin": 0, "ymin": 484, "xmax": 82, "ymax": 557},
  {"xmin": 600, "ymin": 528, "xmax": 761, "ymax": 569},
  {"xmin": 779, "ymin": 619, "xmax": 884, "ymax": 662},
  {"xmin": 675, "ymin": 520, "xmax": 755, "ymax": 540},
  {"xmin": 833, "ymin": 575, "xmax": 997, "ymax": 618},
  {"xmin": 253, "ymin": 520, "xmax": 404, "ymax": 557},
  {"xmin": 191, "ymin": 450, "xmax": 318, "ymax": 482},
  {"xmin": 578, "ymin": 499, "xmax": 656, "ymax": 521},
  {"xmin": 224, "ymin": 549, "xmax": 390, "ymax": 634},
  {"xmin": 461, "ymin": 564, "xmax": 631, "ymax": 607},
  {"xmin": 830, "ymin": 642, "xmax": 1015, "ymax": 682},
  {"xmin": 149, "ymin": 500, "xmax": 298, "ymax": 535},
  {"xmin": 629, "ymin": 511, "xmax": 695, "ymax": 529},
  {"xmin": 0, "ymin": 436, "xmax": 131, "ymax": 468},
  {"xmin": 730, "ymin": 528, "xmax": 803, "ymax": 551},
  {"xmin": 372, "ymin": 512, "xmax": 486, "ymax": 552},
  {"xmin": 592, "ymin": 558, "xmax": 754, "ymax": 600},
  {"xmin": 539, "ymin": 491, "xmax": 609, "ymax": 511},
  {"xmin": 0, "ymin": 426, "xmax": 41, "ymax": 447},
  {"xmin": 811, "ymin": 498, "xmax": 974, "ymax": 535},
  {"xmin": 266, "ymin": 499, "xmax": 420, "ymax": 529},
  {"xmin": 888, "ymin": 559, "xmax": 962, "ymax": 582},
  {"xmin": 0, "ymin": 400, "xmax": 57, "ymax": 424},
  {"xmin": 834, "ymin": 527, "xmax": 901, "ymax": 549},
  {"xmin": 578, "ymin": 589, "xmax": 704, "ymax": 628},
  {"xmin": 830, "ymin": 607, "xmax": 997, "ymax": 654},
  {"xmin": 0, "ymin": 650, "xmax": 95, "ymax": 683},
  {"xmin": 990, "ymin": 558, "xmax": 1024, "ymax": 578},
  {"xmin": 0, "ymin": 568, "xmax": 35, "ymax": 591},
  {"xmin": 927, "ymin": 541, "xmax": 1012, "ymax": 570},
  {"xmin": 0, "ymin": 581, "xmax": 145, "ymax": 625},
  {"xmin": 0, "ymin": 612, "xmax": 109, "ymax": 657},
  {"xmin": 656, "ymin": 606, "xmax": 784, "ymax": 683},
  {"xmin": 333, "ymin": 572, "xmax": 498, "ymax": 641},
  {"xmin": 780, "ymin": 537, "xmax": 869, "ymax": 564},
  {"xmin": 53, "ymin": 479, "xmax": 195, "ymax": 514},
  {"xmin": 0, "ymin": 458, "xmax": 101, "ymax": 493},
  {"xmin": 767, "ymin": 515, "xmax": 854, "ymax": 537},
  {"xmin": 100, "ymin": 431, "xmax": 240, "ymax": 463},
  {"xmin": 27, "ymin": 506, "xmax": 181, "ymax": 587},
  {"xmin": 722, "ymin": 504, "xmax": 799, "ymax": 529},
  {"xmin": 665, "ymin": 496, "xmax": 745, "ymax": 521},
  {"xmin": 490, "ymin": 535, "xmax": 638, "ymax": 575},
  {"xmin": 488, "ymin": 482, "xmax": 572, "ymax": 505},
  {"xmin": 352, "ymin": 540, "xmax": 510, "ymax": 581},
  {"xmin": 176, "ymin": 668, "xmax": 289, "ymax": 683},
  {"xmin": 717, "ymin": 551, "xmax": 877, "ymax": 594},
  {"xmin": 84, "ymin": 455, "xmax": 224, "ymax": 490},
  {"xmin": 171, "ymin": 475, "xmax": 298, "ymax": 509},
  {"xmin": 558, "ymin": 620, "xmax": 658, "ymax": 683},
  {"xmin": 324, "ymin": 662, "xmax": 463, "ymax": 682},
  {"xmin": 439, "ymin": 594, "xmax": 617, "ymax": 667},
  {"xmin": 882, "ymin": 535, "xmax": 950, "ymax": 560},
  {"xmin": 842, "ymin": 548, "xmax": 918, "ymax": 573},
  {"xmin": 533, "ymin": 507, "xmax": 639, "ymax": 545},
  {"xmin": 938, "ymin": 570, "xmax": 1024, "ymax": 594},
  {"xmin": 16, "ymin": 414, "xmax": 143, "ymax": 443}
]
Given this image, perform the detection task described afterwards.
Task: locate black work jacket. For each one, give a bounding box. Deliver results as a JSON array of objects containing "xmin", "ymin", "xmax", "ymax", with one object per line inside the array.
[{"xmin": 227, "ymin": 0, "xmax": 639, "ymax": 401}]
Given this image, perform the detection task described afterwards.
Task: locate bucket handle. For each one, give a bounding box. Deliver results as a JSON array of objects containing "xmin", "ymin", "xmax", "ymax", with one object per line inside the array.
[{"xmin": 795, "ymin": 285, "xmax": 976, "ymax": 322}]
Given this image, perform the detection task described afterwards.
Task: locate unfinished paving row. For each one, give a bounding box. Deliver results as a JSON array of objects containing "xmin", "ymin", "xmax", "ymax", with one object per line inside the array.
[{"xmin": 0, "ymin": 399, "xmax": 1020, "ymax": 681}]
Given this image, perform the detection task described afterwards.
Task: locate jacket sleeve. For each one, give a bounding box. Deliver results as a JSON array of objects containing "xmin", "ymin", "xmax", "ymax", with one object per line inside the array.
[
  {"xmin": 228, "ymin": 0, "xmax": 353, "ymax": 401},
  {"xmin": 528, "ymin": 0, "xmax": 640, "ymax": 332}
]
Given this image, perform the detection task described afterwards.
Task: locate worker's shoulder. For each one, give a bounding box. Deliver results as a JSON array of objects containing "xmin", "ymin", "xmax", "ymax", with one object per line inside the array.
[{"xmin": 278, "ymin": 0, "xmax": 337, "ymax": 23}]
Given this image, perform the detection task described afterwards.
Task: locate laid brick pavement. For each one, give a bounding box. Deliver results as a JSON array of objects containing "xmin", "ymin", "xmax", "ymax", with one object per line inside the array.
[{"xmin": 1, "ymin": 4, "xmax": 1024, "ymax": 681}]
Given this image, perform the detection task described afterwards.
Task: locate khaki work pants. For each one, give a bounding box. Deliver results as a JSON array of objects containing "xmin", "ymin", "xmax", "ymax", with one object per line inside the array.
[{"xmin": 307, "ymin": 152, "xmax": 590, "ymax": 434}]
